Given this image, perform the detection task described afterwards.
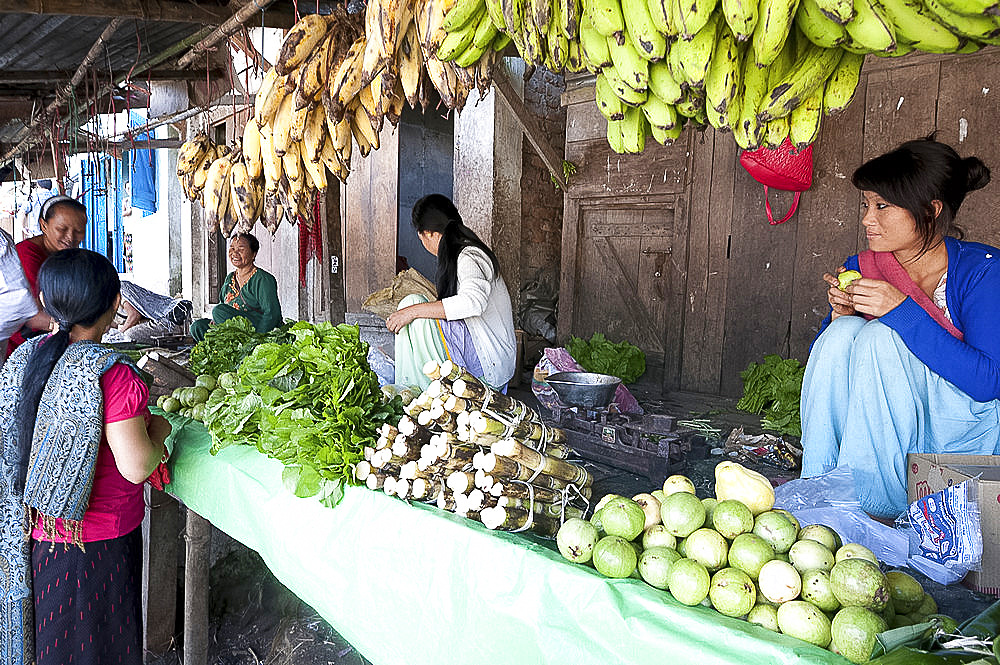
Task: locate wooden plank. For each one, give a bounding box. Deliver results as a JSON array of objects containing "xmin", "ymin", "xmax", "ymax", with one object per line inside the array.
[
  {"xmin": 324, "ymin": 178, "xmax": 347, "ymax": 323},
  {"xmin": 663, "ymin": 174, "xmax": 691, "ymax": 392},
  {"xmin": 345, "ymin": 124, "xmax": 399, "ymax": 311},
  {"xmin": 492, "ymin": 68, "xmax": 567, "ymax": 189},
  {"xmin": 142, "ymin": 489, "xmax": 178, "ymax": 656},
  {"xmin": 935, "ymin": 50, "xmax": 1000, "ymax": 250},
  {"xmin": 556, "ymin": 196, "xmax": 582, "ymax": 342},
  {"xmin": 859, "ymin": 46, "xmax": 1000, "ymax": 74},
  {"xmin": 680, "ymin": 127, "xmax": 736, "ymax": 393},
  {"xmin": 787, "ymin": 72, "xmax": 868, "ymax": 363},
  {"xmin": 719, "ymin": 151, "xmax": 801, "ymax": 396},
  {"xmin": 0, "ymin": 0, "xmax": 295, "ymax": 28},
  {"xmin": 565, "ymin": 90, "xmax": 607, "ymax": 144},
  {"xmin": 564, "ymin": 135, "xmax": 688, "ymax": 200}
]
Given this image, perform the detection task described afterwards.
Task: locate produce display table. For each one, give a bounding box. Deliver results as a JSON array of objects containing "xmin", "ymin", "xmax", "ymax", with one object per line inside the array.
[{"xmin": 163, "ymin": 414, "xmax": 847, "ymax": 665}]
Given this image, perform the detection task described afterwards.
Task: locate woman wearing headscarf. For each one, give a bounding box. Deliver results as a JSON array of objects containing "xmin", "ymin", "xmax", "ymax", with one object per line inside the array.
[
  {"xmin": 0, "ymin": 249, "xmax": 171, "ymax": 665},
  {"xmin": 800, "ymin": 137, "xmax": 1000, "ymax": 518},
  {"xmin": 386, "ymin": 194, "xmax": 516, "ymax": 390}
]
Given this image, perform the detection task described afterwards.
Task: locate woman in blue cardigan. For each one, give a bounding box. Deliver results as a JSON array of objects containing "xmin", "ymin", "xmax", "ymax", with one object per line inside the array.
[{"xmin": 800, "ymin": 137, "xmax": 1000, "ymax": 518}]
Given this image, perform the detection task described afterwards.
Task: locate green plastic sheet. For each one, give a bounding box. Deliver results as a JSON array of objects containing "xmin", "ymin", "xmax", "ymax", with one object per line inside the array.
[{"xmin": 162, "ymin": 413, "xmax": 849, "ymax": 665}]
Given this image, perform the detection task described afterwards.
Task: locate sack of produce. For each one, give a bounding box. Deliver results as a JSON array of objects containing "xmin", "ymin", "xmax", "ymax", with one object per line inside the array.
[{"xmin": 362, "ymin": 268, "xmax": 437, "ymax": 321}]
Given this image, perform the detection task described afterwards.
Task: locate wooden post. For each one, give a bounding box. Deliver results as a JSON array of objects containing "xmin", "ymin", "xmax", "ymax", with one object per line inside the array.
[
  {"xmin": 142, "ymin": 487, "xmax": 179, "ymax": 659},
  {"xmin": 183, "ymin": 508, "xmax": 212, "ymax": 665},
  {"xmin": 325, "ymin": 178, "xmax": 346, "ymax": 323}
]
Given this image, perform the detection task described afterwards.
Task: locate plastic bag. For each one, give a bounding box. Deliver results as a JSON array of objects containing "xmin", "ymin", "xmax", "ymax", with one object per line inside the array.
[
  {"xmin": 904, "ymin": 478, "xmax": 982, "ymax": 585},
  {"xmin": 367, "ymin": 345, "xmax": 396, "ymax": 387},
  {"xmin": 773, "ymin": 467, "xmax": 910, "ymax": 567}
]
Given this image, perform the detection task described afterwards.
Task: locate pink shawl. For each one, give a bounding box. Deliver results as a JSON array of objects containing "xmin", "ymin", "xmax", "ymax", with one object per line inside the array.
[{"xmin": 858, "ymin": 250, "xmax": 963, "ymax": 340}]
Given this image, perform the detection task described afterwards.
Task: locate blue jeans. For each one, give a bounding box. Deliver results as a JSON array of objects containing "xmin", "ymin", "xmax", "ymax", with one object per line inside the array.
[{"xmin": 800, "ymin": 316, "xmax": 1000, "ymax": 517}]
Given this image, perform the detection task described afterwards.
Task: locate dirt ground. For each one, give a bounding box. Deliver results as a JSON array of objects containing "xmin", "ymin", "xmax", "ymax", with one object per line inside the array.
[{"xmin": 146, "ymin": 384, "xmax": 997, "ymax": 665}]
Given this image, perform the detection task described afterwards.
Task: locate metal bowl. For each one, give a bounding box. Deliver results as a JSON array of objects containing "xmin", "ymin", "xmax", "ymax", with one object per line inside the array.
[{"xmin": 544, "ymin": 372, "xmax": 621, "ymax": 408}]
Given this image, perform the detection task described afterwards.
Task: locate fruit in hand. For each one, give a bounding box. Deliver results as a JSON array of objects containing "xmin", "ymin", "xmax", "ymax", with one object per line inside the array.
[{"xmin": 837, "ymin": 270, "xmax": 862, "ymax": 290}]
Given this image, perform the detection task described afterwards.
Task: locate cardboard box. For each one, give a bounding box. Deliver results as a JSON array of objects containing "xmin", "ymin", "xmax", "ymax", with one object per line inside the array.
[{"xmin": 907, "ymin": 453, "xmax": 1000, "ymax": 596}]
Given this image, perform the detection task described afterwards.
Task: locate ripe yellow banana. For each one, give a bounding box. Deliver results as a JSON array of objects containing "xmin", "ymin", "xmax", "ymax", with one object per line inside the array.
[
  {"xmin": 254, "ymin": 68, "xmax": 280, "ymax": 126},
  {"xmin": 275, "ymin": 14, "xmax": 330, "ymax": 76},
  {"xmin": 398, "ymin": 21, "xmax": 424, "ymax": 108},
  {"xmin": 256, "ymin": 73, "xmax": 291, "ymax": 130},
  {"xmin": 203, "ymin": 155, "xmax": 233, "ymax": 233},
  {"xmin": 230, "ymin": 158, "xmax": 262, "ymax": 231},
  {"xmin": 328, "ymin": 37, "xmax": 368, "ymax": 121},
  {"xmin": 176, "ymin": 132, "xmax": 211, "ymax": 177},
  {"xmin": 271, "ymin": 94, "xmax": 295, "ymax": 156},
  {"xmin": 282, "ymin": 141, "xmax": 303, "ymax": 185},
  {"xmin": 242, "ymin": 121, "xmax": 263, "ymax": 180},
  {"xmin": 259, "ymin": 128, "xmax": 283, "ymax": 188},
  {"xmin": 302, "ymin": 104, "xmax": 328, "ymax": 164},
  {"xmin": 289, "ymin": 102, "xmax": 311, "ymax": 144},
  {"xmin": 295, "ymin": 33, "xmax": 335, "ymax": 110},
  {"xmin": 191, "ymin": 148, "xmax": 215, "ymax": 193},
  {"xmin": 301, "ymin": 145, "xmax": 328, "ymax": 191}
]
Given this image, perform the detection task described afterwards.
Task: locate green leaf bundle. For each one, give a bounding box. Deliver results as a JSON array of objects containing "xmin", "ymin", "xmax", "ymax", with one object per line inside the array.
[
  {"xmin": 736, "ymin": 354, "xmax": 806, "ymax": 438},
  {"xmin": 566, "ymin": 333, "xmax": 646, "ymax": 384},
  {"xmin": 188, "ymin": 316, "xmax": 294, "ymax": 377}
]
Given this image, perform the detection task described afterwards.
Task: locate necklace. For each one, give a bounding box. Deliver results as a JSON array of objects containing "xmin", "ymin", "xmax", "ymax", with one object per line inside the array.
[{"xmin": 225, "ymin": 267, "xmax": 257, "ymax": 304}]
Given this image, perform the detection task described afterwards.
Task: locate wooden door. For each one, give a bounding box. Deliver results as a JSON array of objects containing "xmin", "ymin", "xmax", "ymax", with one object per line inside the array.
[{"xmin": 562, "ymin": 195, "xmax": 687, "ymax": 391}]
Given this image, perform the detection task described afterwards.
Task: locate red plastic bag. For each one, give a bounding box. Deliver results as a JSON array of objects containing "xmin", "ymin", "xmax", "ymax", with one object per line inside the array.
[{"xmin": 740, "ymin": 138, "xmax": 814, "ymax": 225}]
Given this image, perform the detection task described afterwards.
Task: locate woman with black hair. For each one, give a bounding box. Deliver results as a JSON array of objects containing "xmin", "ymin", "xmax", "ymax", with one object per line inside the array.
[
  {"xmin": 800, "ymin": 137, "xmax": 1000, "ymax": 518},
  {"xmin": 190, "ymin": 232, "xmax": 282, "ymax": 341},
  {"xmin": 387, "ymin": 194, "xmax": 516, "ymax": 390},
  {"xmin": 0, "ymin": 249, "xmax": 171, "ymax": 665}
]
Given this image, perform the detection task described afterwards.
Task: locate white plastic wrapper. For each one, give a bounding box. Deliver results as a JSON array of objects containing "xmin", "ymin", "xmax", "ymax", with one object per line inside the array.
[{"xmin": 904, "ymin": 479, "xmax": 982, "ymax": 584}]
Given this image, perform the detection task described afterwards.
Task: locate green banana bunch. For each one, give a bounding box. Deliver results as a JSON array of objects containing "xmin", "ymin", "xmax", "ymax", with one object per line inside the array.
[
  {"xmin": 732, "ymin": 48, "xmax": 769, "ymax": 148},
  {"xmin": 759, "ymin": 43, "xmax": 843, "ymax": 121},
  {"xmin": 651, "ymin": 121, "xmax": 684, "ymax": 144},
  {"xmin": 823, "ymin": 50, "xmax": 864, "ymax": 115},
  {"xmin": 560, "ymin": 0, "xmax": 582, "ymax": 39},
  {"xmin": 596, "ymin": 71, "xmax": 628, "ymax": 119},
  {"xmin": 621, "ymin": 106, "xmax": 649, "ymax": 152},
  {"xmin": 878, "ymin": 0, "xmax": 962, "ymax": 53},
  {"xmin": 705, "ymin": 25, "xmax": 741, "ymax": 114},
  {"xmin": 753, "ymin": 0, "xmax": 802, "ymax": 66},
  {"xmin": 642, "ymin": 92, "xmax": 680, "ymax": 128},
  {"xmin": 923, "ymin": 0, "xmax": 1000, "ymax": 42},
  {"xmin": 649, "ymin": 58, "xmax": 685, "ymax": 104},
  {"xmin": 675, "ymin": 88, "xmax": 706, "ymax": 117},
  {"xmin": 647, "ymin": 0, "xmax": 676, "ymax": 36},
  {"xmin": 588, "ymin": 0, "xmax": 626, "ymax": 39},
  {"xmin": 548, "ymin": 0, "xmax": 571, "ymax": 69},
  {"xmin": 935, "ymin": 0, "xmax": 1000, "ymax": 16},
  {"xmin": 762, "ymin": 35, "xmax": 795, "ymax": 147},
  {"xmin": 438, "ymin": 6, "xmax": 483, "ymax": 60},
  {"xmin": 623, "ymin": 0, "xmax": 668, "ymax": 60},
  {"xmin": 789, "ymin": 82, "xmax": 825, "ymax": 148},
  {"xmin": 845, "ymin": 0, "xmax": 896, "ymax": 52},
  {"xmin": 796, "ymin": 0, "xmax": 848, "ymax": 47},
  {"xmin": 444, "ymin": 0, "xmax": 487, "ymax": 32},
  {"xmin": 606, "ymin": 117, "xmax": 626, "ymax": 152},
  {"xmin": 485, "ymin": 0, "xmax": 507, "ymax": 30},
  {"xmin": 580, "ymin": 13, "xmax": 614, "ymax": 69},
  {"xmin": 531, "ymin": 0, "xmax": 551, "ymax": 34},
  {"xmin": 676, "ymin": 0, "xmax": 721, "ymax": 39},
  {"xmin": 608, "ymin": 30, "xmax": 651, "ymax": 90},
  {"xmin": 721, "ymin": 0, "xmax": 759, "ymax": 40},
  {"xmin": 814, "ymin": 0, "xmax": 855, "ymax": 23},
  {"xmin": 603, "ymin": 66, "xmax": 650, "ymax": 104},
  {"xmin": 675, "ymin": 11, "xmax": 720, "ymax": 87}
]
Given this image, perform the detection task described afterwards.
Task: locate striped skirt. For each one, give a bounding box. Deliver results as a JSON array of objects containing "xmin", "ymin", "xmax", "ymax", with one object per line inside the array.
[{"xmin": 32, "ymin": 528, "xmax": 143, "ymax": 665}]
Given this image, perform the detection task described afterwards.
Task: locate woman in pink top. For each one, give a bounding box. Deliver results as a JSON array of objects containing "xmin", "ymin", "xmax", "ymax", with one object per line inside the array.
[{"xmin": 0, "ymin": 248, "xmax": 171, "ymax": 665}]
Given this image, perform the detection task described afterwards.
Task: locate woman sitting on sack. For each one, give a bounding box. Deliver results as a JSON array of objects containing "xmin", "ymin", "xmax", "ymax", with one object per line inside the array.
[
  {"xmin": 800, "ymin": 136, "xmax": 1000, "ymax": 518},
  {"xmin": 0, "ymin": 248, "xmax": 171, "ymax": 665},
  {"xmin": 387, "ymin": 194, "xmax": 516, "ymax": 391},
  {"xmin": 190, "ymin": 232, "xmax": 282, "ymax": 341}
]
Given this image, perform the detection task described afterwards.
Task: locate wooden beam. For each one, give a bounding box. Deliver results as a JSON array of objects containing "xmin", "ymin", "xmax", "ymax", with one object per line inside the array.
[
  {"xmin": 0, "ymin": 0, "xmax": 295, "ymax": 28},
  {"xmin": 58, "ymin": 138, "xmax": 184, "ymax": 151},
  {"xmin": 491, "ymin": 69, "xmax": 568, "ymax": 190},
  {"xmin": 0, "ymin": 69, "xmax": 224, "ymax": 84},
  {"xmin": 177, "ymin": 0, "xmax": 282, "ymax": 69}
]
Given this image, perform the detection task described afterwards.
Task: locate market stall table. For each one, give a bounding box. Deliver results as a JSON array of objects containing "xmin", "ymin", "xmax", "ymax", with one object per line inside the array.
[{"xmin": 162, "ymin": 413, "xmax": 847, "ymax": 665}]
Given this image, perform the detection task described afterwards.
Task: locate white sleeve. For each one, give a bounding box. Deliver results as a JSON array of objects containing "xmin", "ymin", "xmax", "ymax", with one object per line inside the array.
[
  {"xmin": 0, "ymin": 231, "xmax": 40, "ymax": 339},
  {"xmin": 441, "ymin": 249, "xmax": 494, "ymax": 321}
]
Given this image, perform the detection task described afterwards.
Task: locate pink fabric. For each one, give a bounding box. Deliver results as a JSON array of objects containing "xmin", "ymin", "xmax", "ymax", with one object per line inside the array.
[
  {"xmin": 32, "ymin": 363, "xmax": 150, "ymax": 543},
  {"xmin": 858, "ymin": 250, "xmax": 964, "ymax": 341}
]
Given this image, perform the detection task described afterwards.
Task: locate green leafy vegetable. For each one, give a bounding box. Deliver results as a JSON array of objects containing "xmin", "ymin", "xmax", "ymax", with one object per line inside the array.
[
  {"xmin": 188, "ymin": 317, "xmax": 294, "ymax": 376},
  {"xmin": 566, "ymin": 332, "xmax": 646, "ymax": 384},
  {"xmin": 201, "ymin": 321, "xmax": 404, "ymax": 508},
  {"xmin": 736, "ymin": 354, "xmax": 805, "ymax": 438}
]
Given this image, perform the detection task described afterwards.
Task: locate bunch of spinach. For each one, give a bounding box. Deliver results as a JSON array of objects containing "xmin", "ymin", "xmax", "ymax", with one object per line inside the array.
[
  {"xmin": 201, "ymin": 321, "xmax": 403, "ymax": 507},
  {"xmin": 188, "ymin": 316, "xmax": 294, "ymax": 376},
  {"xmin": 736, "ymin": 354, "xmax": 805, "ymax": 438},
  {"xmin": 566, "ymin": 332, "xmax": 646, "ymax": 384}
]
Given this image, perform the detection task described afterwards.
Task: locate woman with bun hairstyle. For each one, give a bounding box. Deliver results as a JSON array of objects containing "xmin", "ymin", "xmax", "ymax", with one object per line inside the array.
[
  {"xmin": 800, "ymin": 136, "xmax": 1000, "ymax": 518},
  {"xmin": 387, "ymin": 194, "xmax": 516, "ymax": 390}
]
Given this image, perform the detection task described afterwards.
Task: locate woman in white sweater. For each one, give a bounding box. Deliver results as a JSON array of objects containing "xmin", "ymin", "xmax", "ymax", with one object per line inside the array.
[{"xmin": 387, "ymin": 194, "xmax": 516, "ymax": 390}]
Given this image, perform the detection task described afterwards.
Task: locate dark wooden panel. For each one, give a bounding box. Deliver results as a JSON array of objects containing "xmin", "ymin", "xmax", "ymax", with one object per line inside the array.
[
  {"xmin": 345, "ymin": 126, "xmax": 399, "ymax": 311},
  {"xmin": 565, "ymin": 133, "xmax": 690, "ymax": 200},
  {"xmin": 719, "ymin": 163, "xmax": 801, "ymax": 396},
  {"xmin": 680, "ymin": 128, "xmax": 737, "ymax": 393},
  {"xmin": 787, "ymin": 72, "xmax": 868, "ymax": 363},
  {"xmin": 935, "ymin": 51, "xmax": 1000, "ymax": 250}
]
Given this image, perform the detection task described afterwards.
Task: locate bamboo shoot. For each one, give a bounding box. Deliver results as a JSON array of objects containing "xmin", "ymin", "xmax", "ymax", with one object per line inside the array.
[
  {"xmin": 480, "ymin": 506, "xmax": 559, "ymax": 536},
  {"xmin": 491, "ymin": 439, "xmax": 592, "ymax": 486}
]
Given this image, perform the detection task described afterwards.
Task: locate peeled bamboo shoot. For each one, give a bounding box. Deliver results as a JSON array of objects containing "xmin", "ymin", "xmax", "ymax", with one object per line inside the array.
[{"xmin": 490, "ymin": 439, "xmax": 592, "ymax": 486}]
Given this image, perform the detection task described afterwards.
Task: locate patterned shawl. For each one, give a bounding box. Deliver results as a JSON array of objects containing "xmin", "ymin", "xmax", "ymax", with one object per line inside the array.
[{"xmin": 0, "ymin": 337, "xmax": 135, "ymax": 665}]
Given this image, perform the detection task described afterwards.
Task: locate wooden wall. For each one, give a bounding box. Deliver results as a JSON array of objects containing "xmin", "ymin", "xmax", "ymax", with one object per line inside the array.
[{"xmin": 559, "ymin": 47, "xmax": 1000, "ymax": 397}]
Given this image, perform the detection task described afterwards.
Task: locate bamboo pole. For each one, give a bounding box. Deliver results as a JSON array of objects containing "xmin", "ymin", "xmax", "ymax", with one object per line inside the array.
[
  {"xmin": 480, "ymin": 507, "xmax": 559, "ymax": 536},
  {"xmin": 177, "ymin": 0, "xmax": 281, "ymax": 68},
  {"xmin": 491, "ymin": 439, "xmax": 592, "ymax": 486}
]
